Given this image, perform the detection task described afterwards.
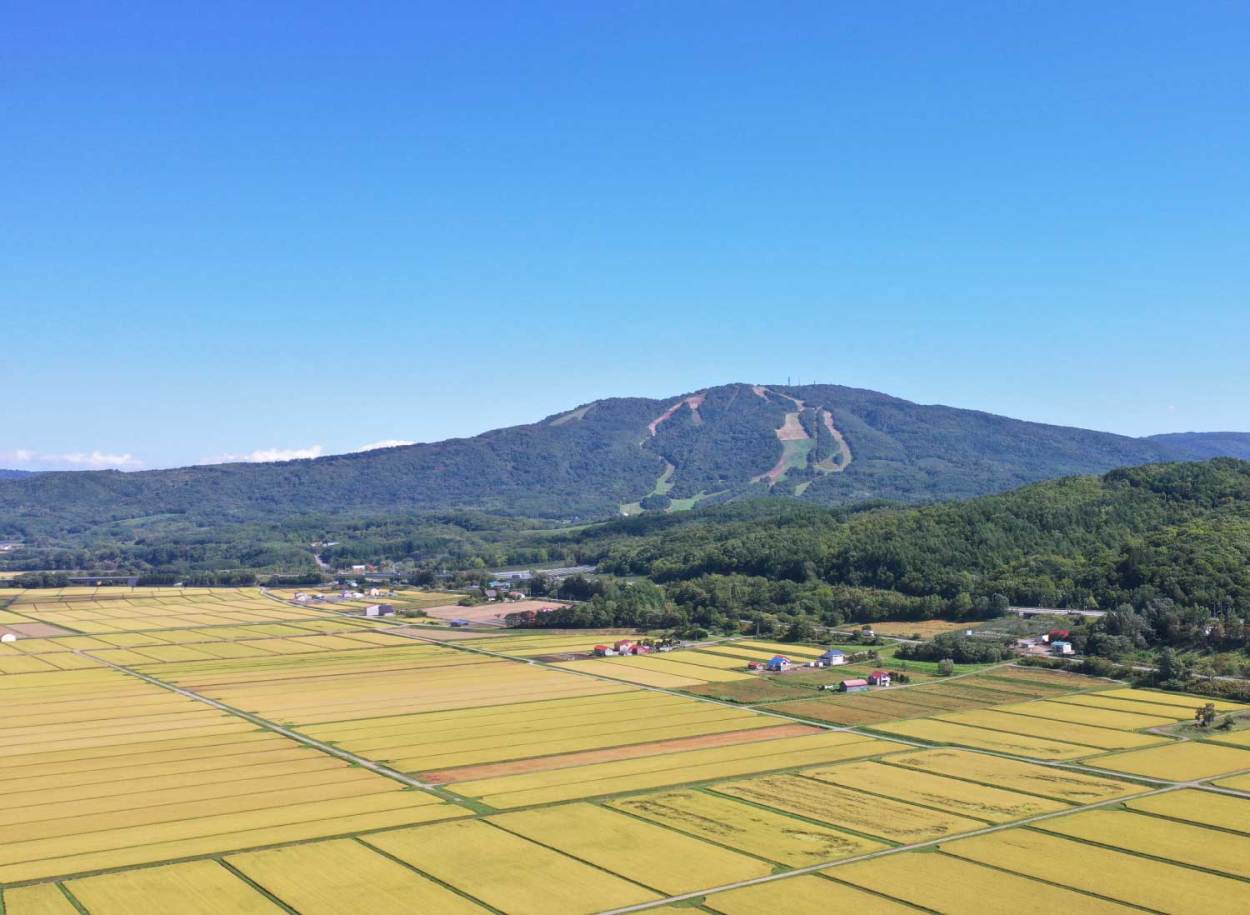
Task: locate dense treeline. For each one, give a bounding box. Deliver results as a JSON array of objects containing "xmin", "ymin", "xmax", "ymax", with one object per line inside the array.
[{"xmin": 511, "ymin": 460, "xmax": 1250, "ymax": 650}]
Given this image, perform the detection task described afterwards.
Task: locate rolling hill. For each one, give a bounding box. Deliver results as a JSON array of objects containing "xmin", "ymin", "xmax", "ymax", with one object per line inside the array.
[{"xmin": 1, "ymin": 382, "xmax": 1248, "ymax": 541}]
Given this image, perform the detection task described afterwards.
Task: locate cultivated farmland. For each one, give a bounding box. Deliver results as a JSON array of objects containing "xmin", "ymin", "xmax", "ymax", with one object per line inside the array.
[{"xmin": 3, "ymin": 584, "xmax": 1249, "ymax": 913}]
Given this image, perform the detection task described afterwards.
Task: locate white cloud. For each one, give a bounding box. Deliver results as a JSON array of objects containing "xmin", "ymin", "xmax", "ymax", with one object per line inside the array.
[
  {"xmin": 203, "ymin": 445, "xmax": 324, "ymax": 464},
  {"xmin": 355, "ymin": 439, "xmax": 415, "ymax": 452},
  {"xmin": 1, "ymin": 449, "xmax": 143, "ymax": 470}
]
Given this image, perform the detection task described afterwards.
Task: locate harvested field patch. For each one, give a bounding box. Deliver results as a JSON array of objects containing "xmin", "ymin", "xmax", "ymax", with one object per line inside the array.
[
  {"xmin": 829, "ymin": 850, "xmax": 1130, "ymax": 914},
  {"xmin": 804, "ymin": 760, "xmax": 1069, "ymax": 822},
  {"xmin": 608, "ymin": 788, "xmax": 887, "ymax": 866},
  {"xmin": 363, "ymin": 819, "xmax": 658, "ymax": 914},
  {"xmin": 714, "ymin": 774, "xmax": 984, "ymax": 842},
  {"xmin": 944, "ymin": 826, "xmax": 1250, "ymax": 915},
  {"xmin": 490, "ymin": 803, "xmax": 772, "ymax": 894},
  {"xmin": 228, "ymin": 837, "xmax": 486, "ymax": 914},
  {"xmin": 1037, "ymin": 809, "xmax": 1250, "ymax": 879},
  {"xmin": 1089, "ymin": 740, "xmax": 1250, "ymax": 781},
  {"xmin": 881, "ymin": 747, "xmax": 1143, "ymax": 802}
]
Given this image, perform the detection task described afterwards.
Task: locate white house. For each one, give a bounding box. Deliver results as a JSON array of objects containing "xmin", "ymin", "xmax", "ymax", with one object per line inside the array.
[{"xmin": 818, "ymin": 648, "xmax": 847, "ymax": 666}]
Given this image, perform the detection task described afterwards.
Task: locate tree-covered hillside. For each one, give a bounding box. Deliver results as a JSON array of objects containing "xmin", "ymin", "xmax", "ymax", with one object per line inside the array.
[
  {"xmin": 1, "ymin": 382, "xmax": 1246, "ymax": 551},
  {"xmin": 540, "ymin": 459, "xmax": 1250, "ymax": 626}
]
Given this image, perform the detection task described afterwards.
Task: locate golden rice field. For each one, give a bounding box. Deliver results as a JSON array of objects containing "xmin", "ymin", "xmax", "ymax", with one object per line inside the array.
[
  {"xmin": 1037, "ymin": 808, "xmax": 1250, "ymax": 879},
  {"xmin": 0, "ymin": 669, "xmax": 465, "ymax": 884},
  {"xmin": 880, "ymin": 747, "xmax": 1144, "ymax": 802},
  {"xmin": 1088, "ymin": 738, "xmax": 1250, "ymax": 780},
  {"xmin": 869, "ymin": 716, "xmax": 1099, "ymax": 759},
  {"xmin": 5, "ymin": 584, "xmax": 1250, "ymax": 912},
  {"xmin": 829, "ymin": 849, "xmax": 1136, "ymax": 914},
  {"xmin": 362, "ymin": 819, "xmax": 660, "ymax": 915},
  {"xmin": 488, "ymin": 803, "xmax": 774, "ymax": 894},
  {"xmin": 303, "ymin": 690, "xmax": 787, "ymax": 776},
  {"xmin": 227, "ymin": 838, "xmax": 486, "ymax": 914},
  {"xmin": 1126, "ymin": 788, "xmax": 1250, "ymax": 833},
  {"xmin": 5, "ymin": 588, "xmax": 338, "ymax": 633},
  {"xmin": 931, "ymin": 707, "xmax": 1170, "ymax": 750},
  {"xmin": 702, "ymin": 874, "xmax": 917, "ymax": 914},
  {"xmin": 943, "ymin": 826, "xmax": 1250, "ymax": 915},
  {"xmin": 451, "ymin": 733, "xmax": 899, "ymax": 809}
]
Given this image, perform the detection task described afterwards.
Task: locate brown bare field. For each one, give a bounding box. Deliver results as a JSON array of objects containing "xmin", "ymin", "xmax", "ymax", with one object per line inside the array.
[
  {"xmin": 422, "ymin": 600, "xmax": 571, "ymax": 626},
  {"xmin": 424, "ymin": 723, "xmax": 821, "ymax": 783},
  {"xmin": 0, "ymin": 622, "xmax": 74, "ymax": 637}
]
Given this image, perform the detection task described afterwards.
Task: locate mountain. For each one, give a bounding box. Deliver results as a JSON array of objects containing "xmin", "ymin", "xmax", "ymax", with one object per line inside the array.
[
  {"xmin": 0, "ymin": 382, "xmax": 1246, "ymax": 539},
  {"xmin": 1145, "ymin": 432, "xmax": 1250, "ymax": 461},
  {"xmin": 0, "ymin": 470, "xmax": 33, "ymax": 480}
]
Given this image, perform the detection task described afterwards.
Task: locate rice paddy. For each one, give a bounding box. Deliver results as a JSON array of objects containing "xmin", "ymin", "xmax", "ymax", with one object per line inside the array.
[{"xmin": 3, "ymin": 583, "xmax": 1247, "ymax": 911}]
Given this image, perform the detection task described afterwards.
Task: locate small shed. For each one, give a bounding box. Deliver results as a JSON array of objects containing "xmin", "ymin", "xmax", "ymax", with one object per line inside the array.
[
  {"xmin": 1050, "ymin": 640, "xmax": 1074, "ymax": 656},
  {"xmin": 614, "ymin": 639, "xmax": 636, "ymax": 653},
  {"xmin": 747, "ymin": 660, "xmax": 765, "ymax": 671},
  {"xmin": 868, "ymin": 670, "xmax": 891, "ymax": 686},
  {"xmin": 766, "ymin": 655, "xmax": 791, "ymax": 672},
  {"xmin": 839, "ymin": 678, "xmax": 869, "ymax": 693},
  {"xmin": 364, "ymin": 603, "xmax": 396, "ymax": 618},
  {"xmin": 592, "ymin": 644, "xmax": 611, "ymax": 656}
]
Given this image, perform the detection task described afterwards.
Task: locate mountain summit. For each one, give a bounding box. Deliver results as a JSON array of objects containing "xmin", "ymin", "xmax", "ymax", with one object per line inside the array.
[{"xmin": 2, "ymin": 383, "xmax": 1248, "ymax": 536}]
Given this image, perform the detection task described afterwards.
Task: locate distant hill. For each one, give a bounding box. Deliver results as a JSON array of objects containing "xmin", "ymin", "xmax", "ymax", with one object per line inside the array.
[
  {"xmin": 0, "ymin": 382, "xmax": 1246, "ymax": 540},
  {"xmin": 1145, "ymin": 432, "xmax": 1250, "ymax": 461},
  {"xmin": 0, "ymin": 470, "xmax": 33, "ymax": 480}
]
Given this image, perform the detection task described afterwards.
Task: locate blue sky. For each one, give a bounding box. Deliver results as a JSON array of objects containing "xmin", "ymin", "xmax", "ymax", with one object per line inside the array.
[{"xmin": 4, "ymin": 2, "xmax": 1247, "ymax": 470}]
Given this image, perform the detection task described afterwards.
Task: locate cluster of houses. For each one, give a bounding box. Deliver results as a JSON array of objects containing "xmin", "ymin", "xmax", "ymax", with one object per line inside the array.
[
  {"xmin": 592, "ymin": 639, "xmax": 672, "ymax": 657},
  {"xmin": 747, "ymin": 648, "xmax": 897, "ymax": 693}
]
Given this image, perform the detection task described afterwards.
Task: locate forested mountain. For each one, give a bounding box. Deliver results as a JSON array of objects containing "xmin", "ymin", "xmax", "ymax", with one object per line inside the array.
[
  {"xmin": 526, "ymin": 459, "xmax": 1250, "ymax": 636},
  {"xmin": 0, "ymin": 470, "xmax": 32, "ymax": 480},
  {"xmin": 1, "ymin": 383, "xmax": 1246, "ymax": 548}
]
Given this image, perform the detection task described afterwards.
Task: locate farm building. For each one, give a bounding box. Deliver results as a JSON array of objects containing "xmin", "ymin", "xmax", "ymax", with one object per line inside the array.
[
  {"xmin": 868, "ymin": 670, "xmax": 891, "ymax": 686},
  {"xmin": 766, "ymin": 655, "xmax": 791, "ymax": 672},
  {"xmin": 592, "ymin": 645, "xmax": 615, "ymax": 657},
  {"xmin": 364, "ymin": 604, "xmax": 395, "ymax": 618},
  {"xmin": 818, "ymin": 648, "xmax": 846, "ymax": 666},
  {"xmin": 747, "ymin": 661, "xmax": 765, "ymax": 671},
  {"xmin": 839, "ymin": 678, "xmax": 869, "ymax": 692},
  {"xmin": 614, "ymin": 640, "xmax": 636, "ymax": 654},
  {"xmin": 1051, "ymin": 640, "xmax": 1074, "ymax": 656}
]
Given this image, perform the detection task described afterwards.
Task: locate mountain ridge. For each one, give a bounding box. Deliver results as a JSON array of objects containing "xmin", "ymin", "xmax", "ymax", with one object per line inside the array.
[{"xmin": 2, "ymin": 382, "xmax": 1248, "ymax": 539}]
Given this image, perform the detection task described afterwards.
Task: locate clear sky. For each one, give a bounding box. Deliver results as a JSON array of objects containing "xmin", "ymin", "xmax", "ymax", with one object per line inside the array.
[{"xmin": 4, "ymin": 2, "xmax": 1247, "ymax": 470}]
